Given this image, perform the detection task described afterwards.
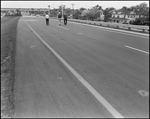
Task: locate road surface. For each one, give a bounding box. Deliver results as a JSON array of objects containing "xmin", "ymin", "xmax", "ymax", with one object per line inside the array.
[{"xmin": 13, "ymin": 17, "xmax": 149, "ymax": 118}]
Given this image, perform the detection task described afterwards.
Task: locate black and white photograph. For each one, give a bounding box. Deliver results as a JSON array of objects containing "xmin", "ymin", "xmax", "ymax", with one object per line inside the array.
[{"xmin": 1, "ymin": 1, "xmax": 149, "ymax": 118}]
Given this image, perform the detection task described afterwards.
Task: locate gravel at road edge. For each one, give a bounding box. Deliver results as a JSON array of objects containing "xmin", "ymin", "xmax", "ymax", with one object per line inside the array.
[{"xmin": 1, "ymin": 16, "xmax": 20, "ymax": 118}]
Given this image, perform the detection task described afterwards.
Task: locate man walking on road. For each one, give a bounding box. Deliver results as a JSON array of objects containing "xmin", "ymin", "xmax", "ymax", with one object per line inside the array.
[
  {"xmin": 45, "ymin": 12, "xmax": 49, "ymax": 26},
  {"xmin": 63, "ymin": 12, "xmax": 68, "ymax": 25},
  {"xmin": 58, "ymin": 12, "xmax": 62, "ymax": 26}
]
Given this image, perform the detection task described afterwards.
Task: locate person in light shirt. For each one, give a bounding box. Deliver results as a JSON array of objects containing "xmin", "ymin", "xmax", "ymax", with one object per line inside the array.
[
  {"xmin": 45, "ymin": 12, "xmax": 50, "ymax": 26},
  {"xmin": 58, "ymin": 12, "xmax": 62, "ymax": 26}
]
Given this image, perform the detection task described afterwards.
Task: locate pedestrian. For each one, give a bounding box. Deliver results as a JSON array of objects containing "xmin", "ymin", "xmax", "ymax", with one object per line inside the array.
[
  {"xmin": 58, "ymin": 12, "xmax": 62, "ymax": 26},
  {"xmin": 45, "ymin": 12, "xmax": 49, "ymax": 26},
  {"xmin": 63, "ymin": 12, "xmax": 67, "ymax": 25}
]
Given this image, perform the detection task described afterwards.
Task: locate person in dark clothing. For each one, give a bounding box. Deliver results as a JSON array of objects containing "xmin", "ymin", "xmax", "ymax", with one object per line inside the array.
[
  {"xmin": 45, "ymin": 12, "xmax": 49, "ymax": 25},
  {"xmin": 63, "ymin": 13, "xmax": 67, "ymax": 25}
]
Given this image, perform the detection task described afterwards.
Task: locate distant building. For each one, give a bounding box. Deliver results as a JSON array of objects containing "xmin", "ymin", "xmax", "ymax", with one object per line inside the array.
[{"xmin": 110, "ymin": 11, "xmax": 147, "ymax": 24}]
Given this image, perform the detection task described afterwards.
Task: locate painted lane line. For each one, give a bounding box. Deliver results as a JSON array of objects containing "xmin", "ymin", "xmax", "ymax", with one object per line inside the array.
[
  {"xmin": 125, "ymin": 45, "xmax": 149, "ymax": 54},
  {"xmin": 76, "ymin": 24, "xmax": 85, "ymax": 27},
  {"xmin": 20, "ymin": 20, "xmax": 38, "ymax": 22},
  {"xmin": 24, "ymin": 20, "xmax": 124, "ymax": 118},
  {"xmin": 138, "ymin": 90, "xmax": 149, "ymax": 97},
  {"xmin": 25, "ymin": 20, "xmax": 38, "ymax": 21},
  {"xmin": 30, "ymin": 46, "xmax": 35, "ymax": 48},
  {"xmin": 22, "ymin": 16, "xmax": 36, "ymax": 17},
  {"xmin": 77, "ymin": 33, "xmax": 83, "ymax": 34},
  {"xmin": 57, "ymin": 26, "xmax": 70, "ymax": 30}
]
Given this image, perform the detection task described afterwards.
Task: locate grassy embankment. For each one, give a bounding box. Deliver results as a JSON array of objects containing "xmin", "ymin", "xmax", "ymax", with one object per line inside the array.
[{"xmin": 1, "ymin": 16, "xmax": 20, "ymax": 117}]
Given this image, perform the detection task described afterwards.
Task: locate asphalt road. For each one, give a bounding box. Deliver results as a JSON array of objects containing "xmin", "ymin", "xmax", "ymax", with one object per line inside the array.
[{"xmin": 13, "ymin": 17, "xmax": 149, "ymax": 118}]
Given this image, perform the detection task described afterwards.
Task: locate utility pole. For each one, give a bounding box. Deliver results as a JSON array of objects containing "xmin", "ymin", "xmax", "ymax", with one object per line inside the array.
[
  {"xmin": 61, "ymin": 1, "xmax": 63, "ymax": 19},
  {"xmin": 71, "ymin": 4, "xmax": 74, "ymax": 19},
  {"xmin": 71, "ymin": 4, "xmax": 74, "ymax": 10},
  {"xmin": 48, "ymin": 5, "xmax": 50, "ymax": 15},
  {"xmin": 53, "ymin": 1, "xmax": 54, "ymax": 9},
  {"xmin": 99, "ymin": 10, "xmax": 101, "ymax": 21}
]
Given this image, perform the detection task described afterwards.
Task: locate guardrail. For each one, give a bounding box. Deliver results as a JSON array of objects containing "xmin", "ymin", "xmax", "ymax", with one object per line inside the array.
[
  {"xmin": 67, "ymin": 19, "xmax": 149, "ymax": 32},
  {"xmin": 44, "ymin": 17, "xmax": 149, "ymax": 32}
]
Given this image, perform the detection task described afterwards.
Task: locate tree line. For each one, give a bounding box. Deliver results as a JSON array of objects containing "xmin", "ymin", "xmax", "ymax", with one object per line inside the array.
[
  {"xmin": 5, "ymin": 8, "xmax": 22, "ymax": 16},
  {"xmin": 28, "ymin": 2, "xmax": 149, "ymax": 21},
  {"xmin": 60, "ymin": 2, "xmax": 148, "ymax": 25},
  {"xmin": 10, "ymin": 2, "xmax": 148, "ymax": 25}
]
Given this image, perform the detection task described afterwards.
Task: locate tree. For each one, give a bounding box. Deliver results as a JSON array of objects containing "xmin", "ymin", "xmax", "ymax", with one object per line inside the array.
[
  {"xmin": 81, "ymin": 9, "xmax": 89, "ymax": 20},
  {"xmin": 80, "ymin": 7, "xmax": 86, "ymax": 12},
  {"xmin": 129, "ymin": 2, "xmax": 149, "ymax": 25},
  {"xmin": 130, "ymin": 2, "xmax": 148, "ymax": 17},
  {"xmin": 80, "ymin": 5, "xmax": 103, "ymax": 20},
  {"xmin": 16, "ymin": 9, "xmax": 19, "ymax": 15},
  {"xmin": 73, "ymin": 9, "xmax": 81, "ymax": 19},
  {"xmin": 122, "ymin": 6, "xmax": 129, "ymax": 14},
  {"xmin": 65, "ymin": 8, "xmax": 72, "ymax": 16},
  {"xmin": 138, "ymin": 2, "xmax": 148, "ymax": 17},
  {"xmin": 58, "ymin": 5, "xmax": 65, "ymax": 14},
  {"xmin": 88, "ymin": 5, "xmax": 103, "ymax": 21},
  {"xmin": 50, "ymin": 8, "xmax": 58, "ymax": 17},
  {"xmin": 95, "ymin": 4, "xmax": 102, "ymax": 10},
  {"xmin": 16, "ymin": 8, "xmax": 21, "ymax": 16},
  {"xmin": 103, "ymin": 7, "xmax": 115, "ymax": 22},
  {"xmin": 86, "ymin": 10, "xmax": 94, "ymax": 20},
  {"xmin": 31, "ymin": 8, "xmax": 34, "ymax": 14}
]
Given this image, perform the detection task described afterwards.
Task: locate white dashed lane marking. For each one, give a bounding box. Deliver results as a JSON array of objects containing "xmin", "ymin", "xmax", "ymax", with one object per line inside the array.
[
  {"xmin": 125, "ymin": 45, "xmax": 149, "ymax": 54},
  {"xmin": 19, "ymin": 20, "xmax": 38, "ymax": 22},
  {"xmin": 30, "ymin": 46, "xmax": 35, "ymax": 48},
  {"xmin": 138, "ymin": 90, "xmax": 149, "ymax": 97},
  {"xmin": 77, "ymin": 33, "xmax": 83, "ymax": 34},
  {"xmin": 57, "ymin": 26, "xmax": 70, "ymax": 30}
]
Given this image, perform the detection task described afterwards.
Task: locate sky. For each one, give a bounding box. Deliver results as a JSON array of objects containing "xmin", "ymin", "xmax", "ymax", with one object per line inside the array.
[{"xmin": 1, "ymin": 1, "xmax": 149, "ymax": 10}]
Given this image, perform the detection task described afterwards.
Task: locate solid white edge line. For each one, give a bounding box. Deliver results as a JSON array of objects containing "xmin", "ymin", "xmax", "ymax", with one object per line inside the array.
[
  {"xmin": 24, "ymin": 20, "xmax": 124, "ymax": 118},
  {"xmin": 50, "ymin": 19, "xmax": 149, "ymax": 38},
  {"xmin": 125, "ymin": 45, "xmax": 149, "ymax": 54},
  {"xmin": 57, "ymin": 25, "xmax": 70, "ymax": 30}
]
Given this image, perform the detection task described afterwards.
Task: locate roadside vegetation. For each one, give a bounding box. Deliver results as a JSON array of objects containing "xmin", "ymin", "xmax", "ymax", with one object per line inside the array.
[
  {"xmin": 2, "ymin": 2, "xmax": 148, "ymax": 25},
  {"xmin": 1, "ymin": 16, "xmax": 20, "ymax": 117},
  {"xmin": 27, "ymin": 2, "xmax": 149, "ymax": 25}
]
